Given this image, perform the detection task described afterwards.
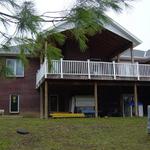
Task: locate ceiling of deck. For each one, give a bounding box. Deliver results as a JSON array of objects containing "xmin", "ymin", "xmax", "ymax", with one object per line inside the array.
[{"xmin": 61, "ymin": 29, "xmax": 132, "ymax": 61}]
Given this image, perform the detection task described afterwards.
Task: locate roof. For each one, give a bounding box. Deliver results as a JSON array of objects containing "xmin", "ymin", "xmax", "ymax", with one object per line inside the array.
[
  {"xmin": 0, "ymin": 46, "xmax": 20, "ymax": 54},
  {"xmin": 0, "ymin": 45, "xmax": 29, "ymax": 56},
  {"xmin": 0, "ymin": 17, "xmax": 142, "ymax": 55},
  {"xmin": 121, "ymin": 49, "xmax": 145, "ymax": 57},
  {"xmin": 145, "ymin": 50, "xmax": 150, "ymax": 57},
  {"xmin": 50, "ymin": 18, "xmax": 142, "ymax": 47},
  {"xmin": 120, "ymin": 49, "xmax": 150, "ymax": 62}
]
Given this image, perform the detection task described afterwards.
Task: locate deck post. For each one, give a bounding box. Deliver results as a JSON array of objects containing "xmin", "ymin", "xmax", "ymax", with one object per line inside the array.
[
  {"xmin": 60, "ymin": 58, "xmax": 63, "ymax": 78},
  {"xmin": 44, "ymin": 41, "xmax": 48, "ymax": 78},
  {"xmin": 130, "ymin": 46, "xmax": 134, "ymax": 63},
  {"xmin": 87, "ymin": 59, "xmax": 91, "ymax": 79},
  {"xmin": 147, "ymin": 106, "xmax": 150, "ymax": 134},
  {"xmin": 94, "ymin": 82, "xmax": 98, "ymax": 118},
  {"xmin": 134, "ymin": 83, "xmax": 138, "ymax": 116},
  {"xmin": 113, "ymin": 61, "xmax": 116, "ymax": 79},
  {"xmin": 136, "ymin": 62, "xmax": 140, "ymax": 80},
  {"xmin": 44, "ymin": 81, "xmax": 48, "ymax": 119},
  {"xmin": 40, "ymin": 86, "xmax": 44, "ymax": 119},
  {"xmin": 117, "ymin": 55, "xmax": 120, "ymax": 62},
  {"xmin": 45, "ymin": 58, "xmax": 48, "ymax": 78}
]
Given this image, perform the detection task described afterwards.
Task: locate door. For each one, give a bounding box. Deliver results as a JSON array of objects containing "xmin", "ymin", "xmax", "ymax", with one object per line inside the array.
[
  {"xmin": 9, "ymin": 95, "xmax": 19, "ymax": 113},
  {"xmin": 122, "ymin": 94, "xmax": 134, "ymax": 117},
  {"xmin": 49, "ymin": 95, "xmax": 59, "ymax": 113}
]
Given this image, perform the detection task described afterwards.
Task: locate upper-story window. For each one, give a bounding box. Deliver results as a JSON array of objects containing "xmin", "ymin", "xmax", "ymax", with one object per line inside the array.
[{"xmin": 6, "ymin": 59, "xmax": 24, "ymax": 77}]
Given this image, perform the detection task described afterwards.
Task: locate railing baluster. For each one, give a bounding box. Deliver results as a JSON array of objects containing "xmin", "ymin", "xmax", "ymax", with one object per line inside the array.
[{"xmin": 60, "ymin": 58, "xmax": 63, "ymax": 78}]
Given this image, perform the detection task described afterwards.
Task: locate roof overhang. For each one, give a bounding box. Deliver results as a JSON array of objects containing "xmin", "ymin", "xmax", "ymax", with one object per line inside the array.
[
  {"xmin": 105, "ymin": 19, "xmax": 142, "ymax": 47},
  {"xmin": 50, "ymin": 18, "xmax": 142, "ymax": 48},
  {"xmin": 59, "ymin": 29, "xmax": 134, "ymax": 60}
]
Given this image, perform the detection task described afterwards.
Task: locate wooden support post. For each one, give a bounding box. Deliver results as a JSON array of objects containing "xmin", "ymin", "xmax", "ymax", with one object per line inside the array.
[
  {"xmin": 136, "ymin": 62, "xmax": 140, "ymax": 80},
  {"xmin": 113, "ymin": 61, "xmax": 116, "ymax": 79},
  {"xmin": 44, "ymin": 81, "xmax": 48, "ymax": 119},
  {"xmin": 40, "ymin": 56, "xmax": 43, "ymax": 64},
  {"xmin": 147, "ymin": 106, "xmax": 150, "ymax": 134},
  {"xmin": 94, "ymin": 82, "xmax": 98, "ymax": 118},
  {"xmin": 45, "ymin": 58, "xmax": 48, "ymax": 78},
  {"xmin": 130, "ymin": 46, "xmax": 134, "ymax": 63},
  {"xmin": 44, "ymin": 41, "xmax": 48, "ymax": 78},
  {"xmin": 40, "ymin": 86, "xmax": 44, "ymax": 119},
  {"xmin": 134, "ymin": 83, "xmax": 138, "ymax": 116},
  {"xmin": 45, "ymin": 41, "xmax": 48, "ymax": 54},
  {"xmin": 117, "ymin": 55, "xmax": 120, "ymax": 63}
]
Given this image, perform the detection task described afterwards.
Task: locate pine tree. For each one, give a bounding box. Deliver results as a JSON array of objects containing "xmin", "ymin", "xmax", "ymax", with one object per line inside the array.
[{"xmin": 0, "ymin": 0, "xmax": 134, "ymax": 74}]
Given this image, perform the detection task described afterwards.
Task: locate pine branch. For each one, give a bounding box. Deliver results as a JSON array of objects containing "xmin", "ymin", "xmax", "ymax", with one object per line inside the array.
[
  {"xmin": 0, "ymin": 0, "xmax": 135, "ymax": 70},
  {"xmin": 0, "ymin": 11, "xmax": 18, "ymax": 19}
]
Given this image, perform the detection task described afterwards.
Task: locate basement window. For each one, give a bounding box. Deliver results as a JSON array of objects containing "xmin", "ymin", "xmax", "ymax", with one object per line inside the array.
[{"xmin": 6, "ymin": 59, "xmax": 24, "ymax": 77}]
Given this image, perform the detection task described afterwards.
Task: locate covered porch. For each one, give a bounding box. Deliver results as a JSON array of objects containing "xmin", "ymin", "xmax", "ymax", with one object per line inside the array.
[
  {"xmin": 39, "ymin": 80, "xmax": 150, "ymax": 119},
  {"xmin": 36, "ymin": 23, "xmax": 142, "ymax": 89}
]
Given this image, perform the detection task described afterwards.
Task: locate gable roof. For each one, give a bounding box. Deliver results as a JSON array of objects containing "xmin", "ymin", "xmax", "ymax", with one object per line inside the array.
[
  {"xmin": 50, "ymin": 18, "xmax": 142, "ymax": 47},
  {"xmin": 0, "ymin": 17, "xmax": 142, "ymax": 55}
]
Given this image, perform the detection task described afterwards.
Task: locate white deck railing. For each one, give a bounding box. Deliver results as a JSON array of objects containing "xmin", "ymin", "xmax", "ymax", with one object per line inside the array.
[
  {"xmin": 36, "ymin": 59, "xmax": 48, "ymax": 86},
  {"xmin": 36, "ymin": 59, "xmax": 150, "ymax": 87}
]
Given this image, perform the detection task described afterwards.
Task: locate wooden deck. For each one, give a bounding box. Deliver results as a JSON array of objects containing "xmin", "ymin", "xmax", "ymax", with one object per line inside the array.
[{"xmin": 36, "ymin": 59, "xmax": 150, "ymax": 88}]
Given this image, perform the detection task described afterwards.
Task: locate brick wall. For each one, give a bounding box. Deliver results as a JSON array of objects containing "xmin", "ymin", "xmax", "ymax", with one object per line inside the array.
[{"xmin": 0, "ymin": 57, "xmax": 40, "ymax": 117}]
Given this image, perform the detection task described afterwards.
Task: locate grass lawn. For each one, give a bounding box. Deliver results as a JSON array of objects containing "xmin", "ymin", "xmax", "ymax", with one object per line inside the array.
[{"xmin": 0, "ymin": 117, "xmax": 150, "ymax": 150}]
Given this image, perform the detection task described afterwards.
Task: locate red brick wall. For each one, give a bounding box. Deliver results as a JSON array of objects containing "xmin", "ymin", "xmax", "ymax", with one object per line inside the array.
[{"xmin": 0, "ymin": 57, "xmax": 40, "ymax": 116}]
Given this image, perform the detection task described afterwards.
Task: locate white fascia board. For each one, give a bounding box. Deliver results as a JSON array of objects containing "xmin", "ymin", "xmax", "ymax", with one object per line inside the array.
[
  {"xmin": 46, "ymin": 21, "xmax": 74, "ymax": 33},
  {"xmin": 104, "ymin": 20, "xmax": 142, "ymax": 47}
]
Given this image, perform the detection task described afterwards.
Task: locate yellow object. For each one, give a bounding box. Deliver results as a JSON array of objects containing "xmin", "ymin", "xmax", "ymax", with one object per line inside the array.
[{"xmin": 50, "ymin": 112, "xmax": 85, "ymax": 118}]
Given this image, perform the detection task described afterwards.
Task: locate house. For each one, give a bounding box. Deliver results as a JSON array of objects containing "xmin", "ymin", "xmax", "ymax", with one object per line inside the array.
[{"xmin": 0, "ymin": 19, "xmax": 150, "ymax": 118}]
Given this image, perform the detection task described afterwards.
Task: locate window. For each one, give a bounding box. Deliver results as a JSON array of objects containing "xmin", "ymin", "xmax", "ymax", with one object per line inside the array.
[
  {"xmin": 9, "ymin": 95, "xmax": 20, "ymax": 113},
  {"xmin": 6, "ymin": 59, "xmax": 24, "ymax": 77}
]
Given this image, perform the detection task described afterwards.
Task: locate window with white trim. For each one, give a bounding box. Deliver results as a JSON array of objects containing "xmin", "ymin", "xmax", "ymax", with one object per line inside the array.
[
  {"xmin": 6, "ymin": 59, "xmax": 24, "ymax": 77},
  {"xmin": 9, "ymin": 95, "xmax": 20, "ymax": 113}
]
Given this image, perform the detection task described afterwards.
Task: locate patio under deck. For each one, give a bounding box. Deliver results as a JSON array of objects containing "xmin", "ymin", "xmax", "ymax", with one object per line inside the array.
[
  {"xmin": 39, "ymin": 80, "xmax": 150, "ymax": 119},
  {"xmin": 36, "ymin": 59, "xmax": 150, "ymax": 88}
]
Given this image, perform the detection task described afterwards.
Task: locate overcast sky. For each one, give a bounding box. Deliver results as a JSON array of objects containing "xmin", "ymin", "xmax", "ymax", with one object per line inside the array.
[{"xmin": 35, "ymin": 0, "xmax": 149, "ymax": 51}]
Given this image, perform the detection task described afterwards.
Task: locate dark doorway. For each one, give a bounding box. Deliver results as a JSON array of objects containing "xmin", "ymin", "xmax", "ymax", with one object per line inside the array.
[
  {"xmin": 10, "ymin": 94, "xmax": 19, "ymax": 113},
  {"xmin": 48, "ymin": 95, "xmax": 59, "ymax": 113},
  {"xmin": 122, "ymin": 94, "xmax": 134, "ymax": 117}
]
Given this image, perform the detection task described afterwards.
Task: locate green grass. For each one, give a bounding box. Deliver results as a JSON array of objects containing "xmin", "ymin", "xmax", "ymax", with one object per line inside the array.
[{"xmin": 0, "ymin": 117, "xmax": 150, "ymax": 150}]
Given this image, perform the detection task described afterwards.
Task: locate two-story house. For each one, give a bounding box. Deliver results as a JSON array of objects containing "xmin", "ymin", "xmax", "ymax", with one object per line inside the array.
[{"xmin": 1, "ymin": 19, "xmax": 150, "ymax": 118}]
